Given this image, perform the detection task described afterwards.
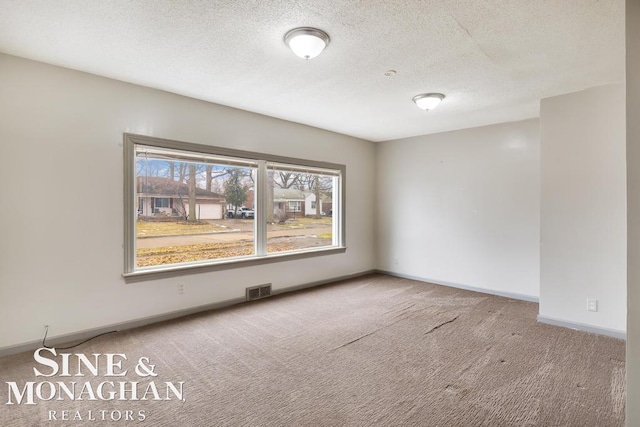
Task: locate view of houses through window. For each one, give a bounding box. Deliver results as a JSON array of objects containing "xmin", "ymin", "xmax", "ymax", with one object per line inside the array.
[
  {"xmin": 267, "ymin": 167, "xmax": 335, "ymax": 254},
  {"xmin": 136, "ymin": 150, "xmax": 257, "ymax": 268},
  {"xmin": 130, "ymin": 140, "xmax": 340, "ymax": 272}
]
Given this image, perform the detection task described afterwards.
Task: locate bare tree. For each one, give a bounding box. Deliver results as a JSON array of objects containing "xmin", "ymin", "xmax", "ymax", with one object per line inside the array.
[
  {"xmin": 205, "ymin": 165, "xmax": 212, "ymax": 192},
  {"xmin": 291, "ymin": 173, "xmax": 332, "ymax": 218},
  {"xmin": 178, "ymin": 163, "xmax": 187, "ymax": 183},
  {"xmin": 187, "ymin": 164, "xmax": 197, "ymax": 222},
  {"xmin": 205, "ymin": 166, "xmax": 231, "ymax": 193},
  {"xmin": 136, "ymin": 158, "xmax": 165, "ymax": 177},
  {"xmin": 267, "ymin": 171, "xmax": 275, "ymax": 223},
  {"xmin": 173, "ymin": 193, "xmax": 189, "ymax": 221},
  {"xmin": 168, "ymin": 162, "xmax": 175, "ymax": 181},
  {"xmin": 314, "ymin": 175, "xmax": 321, "ymax": 218},
  {"xmin": 274, "ymin": 171, "xmax": 299, "ymax": 189}
]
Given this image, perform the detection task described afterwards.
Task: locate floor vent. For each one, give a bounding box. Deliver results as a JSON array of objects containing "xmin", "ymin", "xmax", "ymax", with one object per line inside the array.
[{"xmin": 246, "ymin": 284, "xmax": 272, "ymax": 301}]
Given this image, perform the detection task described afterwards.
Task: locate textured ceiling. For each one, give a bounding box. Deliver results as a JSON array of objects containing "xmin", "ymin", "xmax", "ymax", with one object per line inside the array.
[{"xmin": 0, "ymin": 1, "xmax": 625, "ymax": 142}]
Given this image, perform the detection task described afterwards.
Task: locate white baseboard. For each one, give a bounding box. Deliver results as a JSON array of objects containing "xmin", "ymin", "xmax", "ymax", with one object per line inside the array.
[
  {"xmin": 537, "ymin": 315, "xmax": 626, "ymax": 340},
  {"xmin": 0, "ymin": 269, "xmax": 376, "ymax": 358},
  {"xmin": 376, "ymin": 270, "xmax": 539, "ymax": 303}
]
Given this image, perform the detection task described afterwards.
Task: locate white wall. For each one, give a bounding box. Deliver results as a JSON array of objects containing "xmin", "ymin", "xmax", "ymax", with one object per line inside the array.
[
  {"xmin": 627, "ymin": 0, "xmax": 640, "ymax": 423},
  {"xmin": 0, "ymin": 54, "xmax": 376, "ymax": 350},
  {"xmin": 539, "ymin": 84, "xmax": 626, "ymax": 334},
  {"xmin": 376, "ymin": 119, "xmax": 540, "ymax": 299}
]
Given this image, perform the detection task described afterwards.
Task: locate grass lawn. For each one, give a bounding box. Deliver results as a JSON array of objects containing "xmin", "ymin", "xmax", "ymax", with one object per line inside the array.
[
  {"xmin": 137, "ymin": 220, "xmax": 231, "ymax": 238},
  {"xmin": 136, "ymin": 217, "xmax": 333, "ymax": 266},
  {"xmin": 137, "ymin": 241, "xmax": 300, "ymax": 267}
]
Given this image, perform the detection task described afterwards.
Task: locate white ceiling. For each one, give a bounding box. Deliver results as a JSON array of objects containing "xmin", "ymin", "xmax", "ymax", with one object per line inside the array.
[{"xmin": 0, "ymin": 1, "xmax": 625, "ymax": 142}]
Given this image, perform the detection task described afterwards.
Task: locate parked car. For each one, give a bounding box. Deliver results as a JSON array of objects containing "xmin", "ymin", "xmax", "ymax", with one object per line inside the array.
[
  {"xmin": 238, "ymin": 207, "xmax": 254, "ymax": 219},
  {"xmin": 228, "ymin": 207, "xmax": 255, "ymax": 219}
]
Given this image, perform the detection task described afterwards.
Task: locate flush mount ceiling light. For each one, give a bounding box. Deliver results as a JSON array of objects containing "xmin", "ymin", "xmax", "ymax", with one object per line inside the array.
[
  {"xmin": 412, "ymin": 93, "xmax": 445, "ymax": 111},
  {"xmin": 284, "ymin": 27, "xmax": 330, "ymax": 59}
]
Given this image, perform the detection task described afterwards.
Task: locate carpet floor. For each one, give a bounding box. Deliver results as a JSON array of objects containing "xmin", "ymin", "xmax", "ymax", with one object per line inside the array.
[{"xmin": 0, "ymin": 274, "xmax": 626, "ymax": 426}]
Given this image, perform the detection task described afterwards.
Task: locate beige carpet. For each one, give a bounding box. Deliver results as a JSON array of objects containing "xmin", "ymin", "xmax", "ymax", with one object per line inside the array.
[{"xmin": 0, "ymin": 274, "xmax": 626, "ymax": 426}]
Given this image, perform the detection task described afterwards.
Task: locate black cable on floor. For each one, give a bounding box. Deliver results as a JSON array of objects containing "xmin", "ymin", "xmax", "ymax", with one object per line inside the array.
[{"xmin": 41, "ymin": 325, "xmax": 117, "ymax": 350}]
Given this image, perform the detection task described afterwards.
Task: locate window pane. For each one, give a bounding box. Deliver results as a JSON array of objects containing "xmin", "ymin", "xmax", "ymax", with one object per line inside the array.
[
  {"xmin": 267, "ymin": 169, "xmax": 335, "ymax": 253},
  {"xmin": 125, "ymin": 134, "xmax": 345, "ymax": 276},
  {"xmin": 136, "ymin": 152, "xmax": 256, "ymax": 269}
]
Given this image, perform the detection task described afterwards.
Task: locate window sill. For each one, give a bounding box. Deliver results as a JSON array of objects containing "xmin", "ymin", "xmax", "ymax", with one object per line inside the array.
[{"xmin": 123, "ymin": 246, "xmax": 347, "ymax": 283}]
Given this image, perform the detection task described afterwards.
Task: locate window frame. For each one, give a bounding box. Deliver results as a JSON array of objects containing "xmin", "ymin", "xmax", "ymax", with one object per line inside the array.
[{"xmin": 123, "ymin": 133, "xmax": 346, "ymax": 282}]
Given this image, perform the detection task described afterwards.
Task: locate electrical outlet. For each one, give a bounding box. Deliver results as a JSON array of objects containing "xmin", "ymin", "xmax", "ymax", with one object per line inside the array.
[
  {"xmin": 587, "ymin": 298, "xmax": 598, "ymax": 312},
  {"xmin": 178, "ymin": 283, "xmax": 185, "ymax": 295}
]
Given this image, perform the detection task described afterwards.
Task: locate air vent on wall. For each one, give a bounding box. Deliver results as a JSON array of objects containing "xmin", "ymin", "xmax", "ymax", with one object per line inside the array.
[{"xmin": 246, "ymin": 284, "xmax": 272, "ymax": 301}]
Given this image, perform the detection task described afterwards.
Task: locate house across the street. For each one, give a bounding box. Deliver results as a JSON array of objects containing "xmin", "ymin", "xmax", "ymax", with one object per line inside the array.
[
  {"xmin": 273, "ymin": 188, "xmax": 332, "ymax": 218},
  {"xmin": 137, "ymin": 176, "xmax": 226, "ymax": 220}
]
